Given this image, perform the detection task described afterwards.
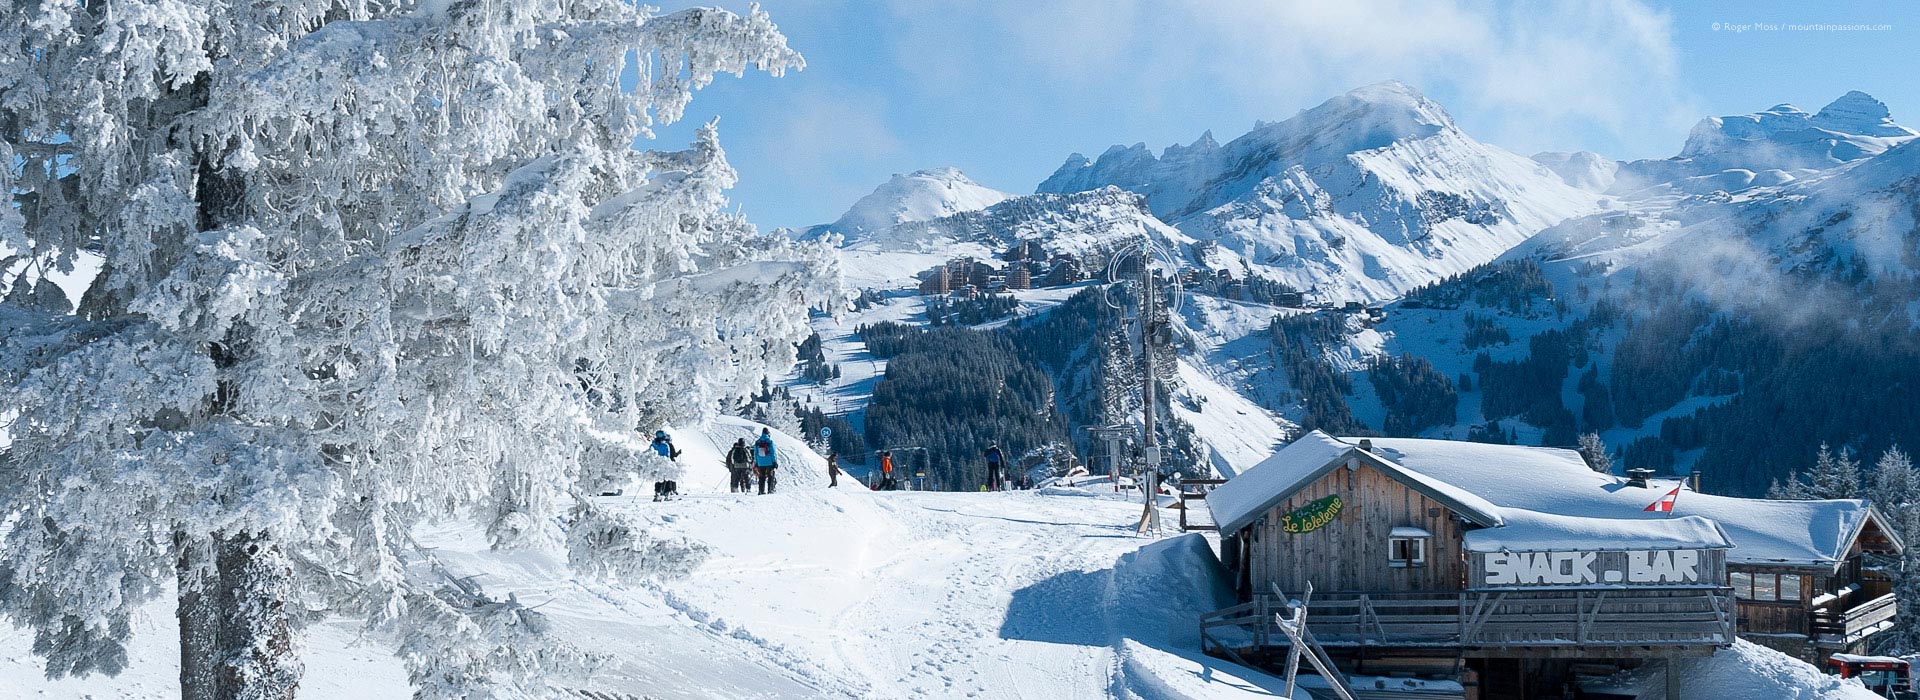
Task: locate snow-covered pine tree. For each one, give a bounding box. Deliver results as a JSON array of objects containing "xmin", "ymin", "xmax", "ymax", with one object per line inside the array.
[
  {"xmin": 1869, "ymin": 446, "xmax": 1920, "ymax": 653},
  {"xmin": 1767, "ymin": 442, "xmax": 1861, "ymax": 500},
  {"xmin": 0, "ymin": 3, "xmax": 831, "ymax": 698},
  {"xmin": 1872, "ymin": 446, "xmax": 1918, "ymax": 516},
  {"xmin": 1808, "ymin": 442, "xmax": 1864, "ymax": 499},
  {"xmin": 1576, "ymin": 432, "xmax": 1613, "ymax": 474},
  {"xmin": 745, "ymin": 383, "xmax": 804, "ymax": 439}
]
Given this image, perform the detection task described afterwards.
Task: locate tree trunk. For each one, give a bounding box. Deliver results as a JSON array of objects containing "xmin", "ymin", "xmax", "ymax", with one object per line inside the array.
[
  {"xmin": 214, "ymin": 532, "xmax": 301, "ymax": 700},
  {"xmin": 176, "ymin": 534, "xmax": 220, "ymax": 700}
]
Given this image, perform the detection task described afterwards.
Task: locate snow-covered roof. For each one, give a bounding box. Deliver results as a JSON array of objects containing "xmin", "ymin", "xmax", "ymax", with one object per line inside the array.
[
  {"xmin": 1829, "ymin": 653, "xmax": 1908, "ymax": 665},
  {"xmin": 1463, "ymin": 509, "xmax": 1732, "ymax": 553},
  {"xmin": 1205, "ymin": 431, "xmax": 1503, "ymax": 535},
  {"xmin": 1352, "ymin": 436, "xmax": 1900, "ymax": 569}
]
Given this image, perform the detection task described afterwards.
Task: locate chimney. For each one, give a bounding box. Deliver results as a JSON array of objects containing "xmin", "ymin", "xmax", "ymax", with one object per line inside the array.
[
  {"xmin": 1625, "ymin": 468, "xmax": 1655, "ymax": 488},
  {"xmin": 1690, "ymin": 470, "xmax": 1702, "ymax": 493},
  {"xmin": 1358, "ymin": 439, "xmax": 1374, "ymax": 452}
]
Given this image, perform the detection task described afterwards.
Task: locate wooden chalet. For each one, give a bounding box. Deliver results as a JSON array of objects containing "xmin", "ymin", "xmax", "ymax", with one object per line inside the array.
[{"xmin": 1197, "ymin": 431, "xmax": 1904, "ymax": 694}]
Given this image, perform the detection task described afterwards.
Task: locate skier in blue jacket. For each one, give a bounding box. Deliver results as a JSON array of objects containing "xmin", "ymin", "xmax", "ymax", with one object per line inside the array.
[
  {"xmin": 753, "ymin": 428, "xmax": 779, "ymax": 494},
  {"xmin": 652, "ymin": 430, "xmax": 682, "ymax": 501}
]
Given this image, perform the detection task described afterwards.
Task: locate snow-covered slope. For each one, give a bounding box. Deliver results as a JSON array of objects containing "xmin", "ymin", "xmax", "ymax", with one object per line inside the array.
[
  {"xmin": 802, "ymin": 167, "xmax": 1014, "ymax": 243},
  {"xmin": 1039, "ymin": 81, "xmax": 1599, "ymax": 302},
  {"xmin": 1531, "ymin": 136, "xmax": 1920, "ymax": 293},
  {"xmin": 1532, "ymin": 150, "xmax": 1619, "ymax": 192},
  {"xmin": 879, "ymin": 186, "xmax": 1190, "ymax": 261},
  {"xmin": 826, "ymin": 185, "xmax": 1193, "ymax": 290},
  {"xmin": 1612, "ymin": 91, "xmax": 1918, "ymax": 196},
  {"xmin": 3, "ymin": 414, "xmax": 1319, "ymax": 700}
]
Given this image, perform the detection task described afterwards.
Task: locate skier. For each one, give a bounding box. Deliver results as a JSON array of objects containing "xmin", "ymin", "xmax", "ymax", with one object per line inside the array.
[
  {"xmin": 984, "ymin": 443, "xmax": 1005, "ymax": 492},
  {"xmin": 827, "ymin": 452, "xmax": 840, "ymax": 488},
  {"xmin": 726, "ymin": 438, "xmax": 753, "ymax": 493},
  {"xmin": 754, "ymin": 427, "xmax": 779, "ymax": 494},
  {"xmin": 878, "ymin": 450, "xmax": 896, "ymax": 491},
  {"xmin": 652, "ymin": 430, "xmax": 683, "ymax": 501}
]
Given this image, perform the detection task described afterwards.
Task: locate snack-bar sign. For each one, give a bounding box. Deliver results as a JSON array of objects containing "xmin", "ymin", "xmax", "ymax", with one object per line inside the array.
[{"xmin": 1483, "ymin": 549, "xmax": 1702, "ymax": 586}]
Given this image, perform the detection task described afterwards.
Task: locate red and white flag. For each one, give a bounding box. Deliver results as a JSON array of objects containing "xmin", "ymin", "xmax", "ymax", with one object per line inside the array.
[{"xmin": 1645, "ymin": 486, "xmax": 1681, "ymax": 514}]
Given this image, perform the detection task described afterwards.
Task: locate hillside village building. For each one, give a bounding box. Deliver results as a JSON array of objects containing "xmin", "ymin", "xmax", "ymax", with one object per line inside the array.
[{"xmin": 1200, "ymin": 432, "xmax": 1904, "ymax": 694}]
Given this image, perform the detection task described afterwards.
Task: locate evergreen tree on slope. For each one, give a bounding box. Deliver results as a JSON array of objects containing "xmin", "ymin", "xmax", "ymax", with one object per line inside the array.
[
  {"xmin": 1768, "ymin": 442, "xmax": 1861, "ymax": 500},
  {"xmin": 1870, "ymin": 446, "xmax": 1920, "ymax": 653},
  {"xmin": 0, "ymin": 3, "xmax": 830, "ymax": 698}
]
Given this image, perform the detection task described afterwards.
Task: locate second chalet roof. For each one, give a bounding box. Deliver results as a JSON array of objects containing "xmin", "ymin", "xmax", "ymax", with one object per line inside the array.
[{"xmin": 1350, "ymin": 436, "xmax": 1900, "ymax": 568}]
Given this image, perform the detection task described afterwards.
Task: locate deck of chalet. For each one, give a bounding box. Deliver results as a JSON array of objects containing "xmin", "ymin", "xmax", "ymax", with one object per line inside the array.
[
  {"xmin": 1203, "ymin": 587, "xmax": 1732, "ymax": 661},
  {"xmin": 1198, "ymin": 432, "xmax": 1904, "ymax": 671}
]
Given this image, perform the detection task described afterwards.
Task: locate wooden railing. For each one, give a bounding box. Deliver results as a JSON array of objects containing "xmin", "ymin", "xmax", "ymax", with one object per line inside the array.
[
  {"xmin": 1202, "ymin": 588, "xmax": 1734, "ymax": 654},
  {"xmin": 1811, "ymin": 592, "xmax": 1899, "ymax": 646},
  {"xmin": 1176, "ymin": 478, "xmax": 1224, "ymax": 532}
]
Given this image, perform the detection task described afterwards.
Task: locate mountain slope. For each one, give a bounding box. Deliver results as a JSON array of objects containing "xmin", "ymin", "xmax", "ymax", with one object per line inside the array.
[
  {"xmin": 878, "ymin": 186, "xmax": 1191, "ymax": 263},
  {"xmin": 1612, "ymin": 91, "xmax": 1918, "ymax": 196},
  {"xmin": 1253, "ymin": 121, "xmax": 1920, "ymax": 493},
  {"xmin": 1039, "ymin": 81, "xmax": 1599, "ymax": 302}
]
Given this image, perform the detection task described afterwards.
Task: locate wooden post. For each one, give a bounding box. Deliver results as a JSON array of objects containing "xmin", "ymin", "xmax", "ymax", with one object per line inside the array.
[
  {"xmin": 1282, "ymin": 616, "xmax": 1304, "ymax": 699},
  {"xmin": 1273, "ymin": 583, "xmax": 1355, "ymax": 700},
  {"xmin": 1667, "ymin": 660, "xmax": 1681, "ymax": 700},
  {"xmin": 1280, "ymin": 588, "xmax": 1308, "ymax": 699},
  {"xmin": 1275, "ymin": 612, "xmax": 1356, "ymax": 700}
]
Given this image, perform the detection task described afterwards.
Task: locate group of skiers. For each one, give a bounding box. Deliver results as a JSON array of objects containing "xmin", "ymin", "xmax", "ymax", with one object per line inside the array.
[
  {"xmin": 869, "ymin": 443, "xmax": 1023, "ymax": 491},
  {"xmin": 642, "ymin": 427, "xmax": 783, "ymax": 499},
  {"xmin": 724, "ymin": 428, "xmax": 784, "ymax": 494},
  {"xmin": 638, "ymin": 427, "xmax": 1022, "ymax": 498}
]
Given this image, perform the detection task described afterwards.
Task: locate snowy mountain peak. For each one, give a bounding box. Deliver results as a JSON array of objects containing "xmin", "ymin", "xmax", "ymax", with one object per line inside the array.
[
  {"xmin": 812, "ymin": 167, "xmax": 1014, "ymax": 241},
  {"xmin": 1038, "ymin": 81, "xmax": 1463, "ymax": 218},
  {"xmin": 1678, "ymin": 93, "xmax": 1913, "ymax": 159},
  {"xmin": 1165, "ymin": 130, "xmax": 1221, "ymax": 159},
  {"xmin": 1811, "ymin": 90, "xmax": 1916, "ymax": 137},
  {"xmin": 1329, "ymin": 79, "xmax": 1451, "ymax": 122},
  {"xmin": 1032, "ymin": 81, "xmax": 1591, "ymax": 301},
  {"xmin": 1616, "ymin": 92, "xmax": 1920, "ymax": 196},
  {"xmin": 1242, "ymin": 80, "xmax": 1454, "ymax": 155},
  {"xmin": 904, "ymin": 165, "xmax": 970, "ymax": 181}
]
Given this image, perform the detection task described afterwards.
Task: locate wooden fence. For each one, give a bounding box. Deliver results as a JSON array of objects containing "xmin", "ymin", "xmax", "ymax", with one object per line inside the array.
[
  {"xmin": 1811, "ymin": 592, "xmax": 1899, "ymax": 647},
  {"xmin": 1202, "ymin": 588, "xmax": 1734, "ymax": 657},
  {"xmin": 1176, "ymin": 478, "xmax": 1224, "ymax": 531}
]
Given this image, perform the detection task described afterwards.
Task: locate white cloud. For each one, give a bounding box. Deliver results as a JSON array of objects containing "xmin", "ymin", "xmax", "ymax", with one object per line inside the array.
[
  {"xmin": 757, "ymin": 87, "xmax": 906, "ymax": 218},
  {"xmin": 885, "ymin": 0, "xmax": 1700, "ymax": 158}
]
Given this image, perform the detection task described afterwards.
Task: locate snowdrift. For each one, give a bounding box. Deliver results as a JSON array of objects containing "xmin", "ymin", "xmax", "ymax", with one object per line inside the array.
[{"xmin": 1581, "ymin": 641, "xmax": 1883, "ymax": 700}]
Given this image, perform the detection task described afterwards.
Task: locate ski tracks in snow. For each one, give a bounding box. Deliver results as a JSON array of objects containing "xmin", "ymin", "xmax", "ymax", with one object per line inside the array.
[{"xmin": 614, "ymin": 488, "xmax": 1295, "ymax": 700}]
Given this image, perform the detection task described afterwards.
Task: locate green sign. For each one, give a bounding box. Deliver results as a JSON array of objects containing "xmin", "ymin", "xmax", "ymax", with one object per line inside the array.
[{"xmin": 1281, "ymin": 494, "xmax": 1342, "ymax": 534}]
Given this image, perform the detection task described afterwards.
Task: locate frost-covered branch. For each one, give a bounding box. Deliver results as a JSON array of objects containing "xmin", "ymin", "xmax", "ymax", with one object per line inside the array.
[{"xmin": 0, "ymin": 1, "xmax": 827, "ymax": 695}]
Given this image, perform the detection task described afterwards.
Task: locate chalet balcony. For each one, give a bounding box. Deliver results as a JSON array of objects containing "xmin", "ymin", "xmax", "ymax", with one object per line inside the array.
[
  {"xmin": 1810, "ymin": 591, "xmax": 1899, "ymax": 648},
  {"xmin": 1201, "ymin": 588, "xmax": 1735, "ymax": 660}
]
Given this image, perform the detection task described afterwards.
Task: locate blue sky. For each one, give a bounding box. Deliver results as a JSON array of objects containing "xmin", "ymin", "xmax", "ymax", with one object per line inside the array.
[{"xmin": 649, "ymin": 1, "xmax": 1919, "ymax": 230}]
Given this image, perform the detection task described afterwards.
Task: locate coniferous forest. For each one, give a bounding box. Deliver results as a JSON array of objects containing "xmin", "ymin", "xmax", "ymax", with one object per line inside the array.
[
  {"xmin": 855, "ymin": 285, "xmax": 1206, "ymax": 489},
  {"xmin": 1272, "ymin": 256, "xmax": 1920, "ymax": 496}
]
